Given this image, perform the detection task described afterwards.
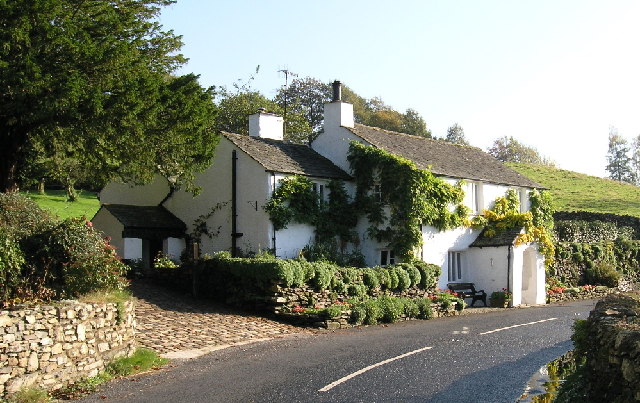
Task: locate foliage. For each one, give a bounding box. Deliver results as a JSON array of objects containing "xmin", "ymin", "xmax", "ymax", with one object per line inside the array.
[
  {"xmin": 274, "ymin": 76, "xmax": 332, "ymax": 140},
  {"xmin": 487, "ymin": 136, "xmax": 553, "ymax": 165},
  {"xmin": 470, "ymin": 189, "xmax": 556, "ymax": 266},
  {"xmin": 264, "ymin": 176, "xmax": 358, "ymax": 245},
  {"xmin": 606, "ymin": 127, "xmax": 635, "ymax": 184},
  {"xmin": 0, "ymin": 0, "xmax": 218, "ymax": 193},
  {"xmin": 555, "ymin": 220, "xmax": 634, "ymax": 243},
  {"xmin": 3, "ymin": 386, "xmax": 52, "ymax": 403},
  {"xmin": 350, "ymin": 296, "xmax": 440, "ymax": 325},
  {"xmin": 552, "ymin": 239, "xmax": 640, "ymax": 285},
  {"xmin": 443, "ymin": 123, "xmax": 469, "ymax": 145},
  {"xmin": 489, "ymin": 288, "xmax": 512, "ymax": 303},
  {"xmin": 584, "ymin": 262, "xmax": 621, "ymax": 287},
  {"xmin": 153, "ymin": 251, "xmax": 179, "ymax": 269},
  {"xmin": 348, "ymin": 142, "xmax": 468, "ymax": 259},
  {"xmin": 508, "ymin": 162, "xmax": 640, "ymax": 218},
  {"xmin": 0, "ymin": 193, "xmax": 128, "ymax": 306}
]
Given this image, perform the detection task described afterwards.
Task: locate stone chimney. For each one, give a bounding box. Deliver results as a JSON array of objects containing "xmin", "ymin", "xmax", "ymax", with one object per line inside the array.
[
  {"xmin": 248, "ymin": 109, "xmax": 284, "ymax": 140},
  {"xmin": 324, "ymin": 80, "xmax": 354, "ymax": 128}
]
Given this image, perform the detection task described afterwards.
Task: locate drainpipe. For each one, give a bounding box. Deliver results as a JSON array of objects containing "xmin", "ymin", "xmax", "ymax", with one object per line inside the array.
[
  {"xmin": 231, "ymin": 150, "xmax": 241, "ymax": 257},
  {"xmin": 507, "ymin": 245, "xmax": 513, "ymax": 299},
  {"xmin": 271, "ymin": 172, "xmax": 277, "ymax": 256}
]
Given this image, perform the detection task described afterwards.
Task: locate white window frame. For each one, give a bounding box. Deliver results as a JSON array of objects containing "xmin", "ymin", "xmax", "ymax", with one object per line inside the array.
[
  {"xmin": 380, "ymin": 249, "xmax": 395, "ymax": 266},
  {"xmin": 469, "ymin": 182, "xmax": 484, "ymax": 214},
  {"xmin": 313, "ymin": 182, "xmax": 326, "ymax": 204},
  {"xmin": 519, "ymin": 188, "xmax": 528, "ymax": 213},
  {"xmin": 373, "ymin": 183, "xmax": 382, "ymax": 203},
  {"xmin": 447, "ymin": 251, "xmax": 464, "ymax": 282}
]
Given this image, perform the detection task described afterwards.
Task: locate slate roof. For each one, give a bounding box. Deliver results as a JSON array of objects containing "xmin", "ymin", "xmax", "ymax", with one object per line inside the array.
[
  {"xmin": 99, "ymin": 204, "xmax": 186, "ymax": 239},
  {"xmin": 223, "ymin": 132, "xmax": 351, "ymax": 180},
  {"xmin": 469, "ymin": 226, "xmax": 524, "ymax": 247},
  {"xmin": 347, "ymin": 124, "xmax": 543, "ymax": 188}
]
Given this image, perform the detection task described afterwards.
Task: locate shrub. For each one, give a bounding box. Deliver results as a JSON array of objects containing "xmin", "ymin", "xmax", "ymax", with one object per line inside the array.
[
  {"xmin": 362, "ymin": 299, "xmax": 382, "ymax": 325},
  {"xmin": 394, "ymin": 266, "xmax": 411, "ymax": 290},
  {"xmin": 387, "ymin": 268, "xmax": 399, "ymax": 289},
  {"xmin": 347, "ymin": 284, "xmax": 367, "ymax": 298},
  {"xmin": 376, "ymin": 267, "xmax": 392, "ymax": 289},
  {"xmin": 324, "ymin": 304, "xmax": 344, "ymax": 319},
  {"xmin": 312, "ymin": 263, "xmax": 333, "ymax": 290},
  {"xmin": 0, "ymin": 192, "xmax": 56, "ymax": 238},
  {"xmin": 331, "ymin": 277, "xmax": 347, "ymax": 294},
  {"xmin": 351, "ymin": 303, "xmax": 366, "ymax": 325},
  {"xmin": 0, "ymin": 229, "xmax": 25, "ymax": 303},
  {"xmin": 415, "ymin": 298, "xmax": 434, "ymax": 319},
  {"xmin": 585, "ymin": 262, "xmax": 621, "ymax": 287},
  {"xmin": 379, "ymin": 296, "xmax": 404, "ymax": 323},
  {"xmin": 402, "ymin": 298, "xmax": 420, "ymax": 318},
  {"xmin": 362, "ymin": 268, "xmax": 380, "ymax": 289},
  {"xmin": 413, "ymin": 260, "xmax": 441, "ymax": 290}
]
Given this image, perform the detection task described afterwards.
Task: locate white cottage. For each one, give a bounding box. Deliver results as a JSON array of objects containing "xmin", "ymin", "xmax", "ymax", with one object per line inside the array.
[{"xmin": 94, "ymin": 81, "xmax": 547, "ymax": 306}]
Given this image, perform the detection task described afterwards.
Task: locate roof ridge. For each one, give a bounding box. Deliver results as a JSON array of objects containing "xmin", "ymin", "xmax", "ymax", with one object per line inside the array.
[{"xmin": 352, "ymin": 123, "xmax": 481, "ymax": 151}]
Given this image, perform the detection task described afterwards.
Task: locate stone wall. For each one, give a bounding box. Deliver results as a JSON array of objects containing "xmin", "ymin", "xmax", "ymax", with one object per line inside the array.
[
  {"xmin": 584, "ymin": 293, "xmax": 640, "ymax": 401},
  {"xmin": 0, "ymin": 300, "xmax": 136, "ymax": 397},
  {"xmin": 546, "ymin": 286, "xmax": 612, "ymax": 304}
]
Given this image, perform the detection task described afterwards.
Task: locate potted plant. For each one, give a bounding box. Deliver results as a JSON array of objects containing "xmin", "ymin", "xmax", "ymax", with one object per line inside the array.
[{"xmin": 489, "ymin": 289, "xmax": 512, "ymax": 308}]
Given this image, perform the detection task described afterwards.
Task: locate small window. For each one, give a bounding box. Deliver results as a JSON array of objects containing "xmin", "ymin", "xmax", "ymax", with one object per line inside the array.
[
  {"xmin": 313, "ymin": 182, "xmax": 325, "ymax": 204},
  {"xmin": 470, "ymin": 183, "xmax": 483, "ymax": 214},
  {"xmin": 373, "ymin": 184, "xmax": 382, "ymax": 203},
  {"xmin": 519, "ymin": 189, "xmax": 528, "ymax": 213},
  {"xmin": 380, "ymin": 249, "xmax": 395, "ymax": 266},
  {"xmin": 448, "ymin": 251, "xmax": 463, "ymax": 282}
]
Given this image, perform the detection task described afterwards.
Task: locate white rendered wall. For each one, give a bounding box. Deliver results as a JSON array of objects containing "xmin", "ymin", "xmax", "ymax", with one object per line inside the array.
[
  {"xmin": 99, "ymin": 175, "xmax": 170, "ymax": 206},
  {"xmin": 91, "ymin": 207, "xmax": 124, "ymax": 257},
  {"xmin": 123, "ymin": 238, "xmax": 143, "ymax": 260},
  {"xmin": 465, "ymin": 246, "xmax": 511, "ymax": 297},
  {"xmin": 311, "ymin": 111, "xmax": 364, "ymax": 174},
  {"xmin": 275, "ymin": 223, "xmax": 315, "ymax": 259},
  {"xmin": 164, "ymin": 137, "xmax": 273, "ymax": 256},
  {"xmin": 164, "ymin": 237, "xmax": 186, "ymax": 262}
]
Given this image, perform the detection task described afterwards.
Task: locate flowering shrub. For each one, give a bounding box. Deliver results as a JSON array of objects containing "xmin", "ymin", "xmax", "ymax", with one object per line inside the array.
[
  {"xmin": 153, "ymin": 251, "xmax": 179, "ymax": 269},
  {"xmin": 0, "ymin": 193, "xmax": 128, "ymax": 306}
]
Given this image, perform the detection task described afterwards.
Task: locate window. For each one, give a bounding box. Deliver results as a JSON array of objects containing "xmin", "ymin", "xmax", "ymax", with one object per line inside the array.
[
  {"xmin": 471, "ymin": 183, "xmax": 483, "ymax": 214},
  {"xmin": 313, "ymin": 182, "xmax": 325, "ymax": 204},
  {"xmin": 373, "ymin": 184, "xmax": 382, "ymax": 203},
  {"xmin": 380, "ymin": 249, "xmax": 395, "ymax": 266},
  {"xmin": 519, "ymin": 189, "xmax": 528, "ymax": 213},
  {"xmin": 448, "ymin": 251, "xmax": 463, "ymax": 282}
]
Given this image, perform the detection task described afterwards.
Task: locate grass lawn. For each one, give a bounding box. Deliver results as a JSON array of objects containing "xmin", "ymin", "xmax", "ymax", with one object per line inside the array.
[
  {"xmin": 22, "ymin": 189, "xmax": 100, "ymax": 220},
  {"xmin": 508, "ymin": 163, "xmax": 640, "ymax": 217}
]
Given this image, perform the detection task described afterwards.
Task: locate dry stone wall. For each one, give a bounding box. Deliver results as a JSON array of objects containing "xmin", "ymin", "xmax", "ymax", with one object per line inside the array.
[
  {"xmin": 584, "ymin": 293, "xmax": 640, "ymax": 402},
  {"xmin": 0, "ymin": 300, "xmax": 136, "ymax": 397}
]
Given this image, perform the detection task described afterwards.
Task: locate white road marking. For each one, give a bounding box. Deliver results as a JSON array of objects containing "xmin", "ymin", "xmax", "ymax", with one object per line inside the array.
[
  {"xmin": 453, "ymin": 326, "xmax": 470, "ymax": 335},
  {"xmin": 318, "ymin": 346, "xmax": 433, "ymax": 392},
  {"xmin": 479, "ymin": 318, "xmax": 559, "ymax": 335}
]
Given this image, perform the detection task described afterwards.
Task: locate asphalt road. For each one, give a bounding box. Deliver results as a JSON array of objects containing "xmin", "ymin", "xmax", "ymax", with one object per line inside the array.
[{"xmin": 79, "ymin": 299, "xmax": 596, "ymax": 403}]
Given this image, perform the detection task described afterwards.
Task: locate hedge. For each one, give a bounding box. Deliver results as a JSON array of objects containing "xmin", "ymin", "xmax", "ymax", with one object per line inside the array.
[
  {"xmin": 553, "ymin": 211, "xmax": 640, "ymax": 240},
  {"xmin": 187, "ymin": 252, "xmax": 442, "ymax": 303}
]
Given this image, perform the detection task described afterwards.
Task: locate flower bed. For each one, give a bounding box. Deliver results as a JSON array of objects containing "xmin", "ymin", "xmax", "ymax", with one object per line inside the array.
[{"xmin": 546, "ymin": 285, "xmax": 612, "ymax": 303}]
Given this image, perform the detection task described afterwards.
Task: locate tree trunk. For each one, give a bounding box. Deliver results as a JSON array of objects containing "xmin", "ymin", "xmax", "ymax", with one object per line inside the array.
[
  {"xmin": 38, "ymin": 178, "xmax": 45, "ymax": 194},
  {"xmin": 66, "ymin": 183, "xmax": 77, "ymax": 202},
  {"xmin": 0, "ymin": 133, "xmax": 22, "ymax": 193}
]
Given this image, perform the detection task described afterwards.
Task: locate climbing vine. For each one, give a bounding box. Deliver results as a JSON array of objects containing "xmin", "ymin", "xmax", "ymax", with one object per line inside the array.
[
  {"xmin": 264, "ymin": 176, "xmax": 357, "ymax": 243},
  {"xmin": 347, "ymin": 142, "xmax": 469, "ymax": 259},
  {"xmin": 471, "ymin": 189, "xmax": 555, "ymax": 266}
]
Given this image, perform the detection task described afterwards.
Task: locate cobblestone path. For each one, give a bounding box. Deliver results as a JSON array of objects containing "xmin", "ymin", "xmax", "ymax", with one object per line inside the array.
[{"xmin": 130, "ymin": 281, "xmax": 310, "ymax": 359}]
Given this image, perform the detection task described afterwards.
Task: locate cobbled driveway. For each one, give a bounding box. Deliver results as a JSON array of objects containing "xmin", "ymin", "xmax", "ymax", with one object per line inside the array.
[{"xmin": 130, "ymin": 281, "xmax": 310, "ymax": 359}]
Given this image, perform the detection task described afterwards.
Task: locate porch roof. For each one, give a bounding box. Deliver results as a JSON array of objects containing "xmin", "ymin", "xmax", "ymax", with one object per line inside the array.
[
  {"xmin": 100, "ymin": 204, "xmax": 186, "ymax": 239},
  {"xmin": 469, "ymin": 226, "xmax": 524, "ymax": 248}
]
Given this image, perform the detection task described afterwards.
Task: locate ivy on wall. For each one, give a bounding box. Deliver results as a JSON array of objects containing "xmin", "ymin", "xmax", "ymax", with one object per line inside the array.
[
  {"xmin": 471, "ymin": 189, "xmax": 556, "ymax": 266},
  {"xmin": 347, "ymin": 142, "xmax": 469, "ymax": 259},
  {"xmin": 263, "ymin": 176, "xmax": 357, "ymax": 244}
]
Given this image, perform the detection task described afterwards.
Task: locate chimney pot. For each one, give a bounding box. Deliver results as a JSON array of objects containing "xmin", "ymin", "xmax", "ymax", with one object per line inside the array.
[{"xmin": 332, "ymin": 80, "xmax": 342, "ymax": 102}]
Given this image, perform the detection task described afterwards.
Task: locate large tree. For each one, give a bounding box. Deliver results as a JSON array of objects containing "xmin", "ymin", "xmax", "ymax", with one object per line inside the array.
[
  {"xmin": 274, "ymin": 77, "xmax": 332, "ymax": 140},
  {"xmin": 606, "ymin": 127, "xmax": 634, "ymax": 183},
  {"xmin": 444, "ymin": 123, "xmax": 469, "ymax": 145},
  {"xmin": 487, "ymin": 136, "xmax": 550, "ymax": 165},
  {"xmin": 631, "ymin": 134, "xmax": 640, "ymax": 186},
  {"xmin": 0, "ymin": 0, "xmax": 216, "ymax": 193}
]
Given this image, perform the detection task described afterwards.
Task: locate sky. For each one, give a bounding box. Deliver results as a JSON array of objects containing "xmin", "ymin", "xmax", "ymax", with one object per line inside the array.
[{"xmin": 158, "ymin": 0, "xmax": 640, "ymax": 178}]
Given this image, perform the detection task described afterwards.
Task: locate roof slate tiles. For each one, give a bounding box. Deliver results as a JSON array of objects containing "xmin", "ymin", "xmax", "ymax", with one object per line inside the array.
[
  {"xmin": 469, "ymin": 226, "xmax": 524, "ymax": 247},
  {"xmin": 347, "ymin": 124, "xmax": 542, "ymax": 188},
  {"xmin": 223, "ymin": 132, "xmax": 351, "ymax": 180}
]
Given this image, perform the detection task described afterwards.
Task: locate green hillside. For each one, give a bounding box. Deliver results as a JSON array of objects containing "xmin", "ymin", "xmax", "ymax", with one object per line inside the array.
[{"xmin": 508, "ymin": 163, "xmax": 640, "ymax": 217}]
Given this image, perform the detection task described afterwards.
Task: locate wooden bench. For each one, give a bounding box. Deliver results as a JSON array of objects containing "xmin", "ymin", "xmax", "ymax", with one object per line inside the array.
[{"xmin": 447, "ymin": 282, "xmax": 487, "ymax": 307}]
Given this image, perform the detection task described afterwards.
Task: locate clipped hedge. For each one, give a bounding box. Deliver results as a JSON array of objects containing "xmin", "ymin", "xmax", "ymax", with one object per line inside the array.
[
  {"xmin": 551, "ymin": 239, "xmax": 640, "ymax": 286},
  {"xmin": 187, "ymin": 253, "xmax": 442, "ymax": 307}
]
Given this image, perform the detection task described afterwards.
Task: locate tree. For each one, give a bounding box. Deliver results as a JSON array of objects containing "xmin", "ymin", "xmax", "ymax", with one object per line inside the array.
[
  {"xmin": 274, "ymin": 77, "xmax": 332, "ymax": 141},
  {"xmin": 216, "ymin": 88, "xmax": 311, "ymax": 144},
  {"xmin": 487, "ymin": 136, "xmax": 549, "ymax": 164},
  {"xmin": 0, "ymin": 0, "xmax": 216, "ymax": 193},
  {"xmin": 444, "ymin": 123, "xmax": 469, "ymax": 145},
  {"xmin": 401, "ymin": 109, "xmax": 432, "ymax": 138},
  {"xmin": 631, "ymin": 134, "xmax": 640, "ymax": 186},
  {"xmin": 606, "ymin": 127, "xmax": 634, "ymax": 184}
]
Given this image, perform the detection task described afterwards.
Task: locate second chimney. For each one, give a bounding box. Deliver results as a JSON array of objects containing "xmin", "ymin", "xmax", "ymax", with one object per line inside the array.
[{"xmin": 248, "ymin": 109, "xmax": 284, "ymax": 140}]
